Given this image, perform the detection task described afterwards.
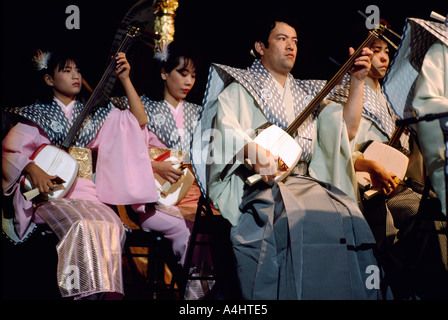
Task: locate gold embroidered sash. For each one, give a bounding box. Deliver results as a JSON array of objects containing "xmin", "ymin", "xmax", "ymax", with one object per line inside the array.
[{"xmin": 69, "ymin": 147, "xmax": 94, "ymax": 181}]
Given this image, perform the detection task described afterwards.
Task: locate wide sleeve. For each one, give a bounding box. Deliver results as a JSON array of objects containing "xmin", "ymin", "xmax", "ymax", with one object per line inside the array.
[
  {"xmin": 412, "ymin": 42, "xmax": 448, "ymax": 215},
  {"xmin": 413, "ymin": 43, "xmax": 448, "ymax": 116},
  {"xmin": 2, "ymin": 122, "xmax": 51, "ymax": 193},
  {"xmin": 308, "ymin": 102, "xmax": 359, "ymax": 203},
  {"xmin": 2, "ymin": 122, "xmax": 51, "ymax": 239},
  {"xmin": 208, "ymin": 82, "xmax": 267, "ymax": 226},
  {"xmin": 90, "ymin": 108, "xmax": 159, "ymax": 205}
]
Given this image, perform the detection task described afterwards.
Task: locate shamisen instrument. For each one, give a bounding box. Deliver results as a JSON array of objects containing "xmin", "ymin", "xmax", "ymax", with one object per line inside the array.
[
  {"xmin": 22, "ymin": 25, "xmax": 142, "ymax": 200},
  {"xmin": 246, "ymin": 24, "xmax": 386, "ymax": 185},
  {"xmin": 356, "ymin": 125, "xmax": 409, "ymax": 199},
  {"xmin": 149, "ymin": 147, "xmax": 195, "ymax": 206}
]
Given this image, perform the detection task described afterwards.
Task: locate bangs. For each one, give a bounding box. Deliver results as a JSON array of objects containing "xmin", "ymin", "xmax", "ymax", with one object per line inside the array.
[
  {"xmin": 179, "ymin": 56, "xmax": 196, "ymax": 71},
  {"xmin": 47, "ymin": 51, "xmax": 81, "ymax": 73},
  {"xmin": 57, "ymin": 59, "xmax": 79, "ymax": 71}
]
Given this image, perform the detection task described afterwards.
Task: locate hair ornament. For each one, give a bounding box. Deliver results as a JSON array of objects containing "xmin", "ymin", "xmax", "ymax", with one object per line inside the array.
[
  {"xmin": 154, "ymin": 43, "xmax": 169, "ymax": 63},
  {"xmin": 32, "ymin": 49, "xmax": 52, "ymax": 71}
]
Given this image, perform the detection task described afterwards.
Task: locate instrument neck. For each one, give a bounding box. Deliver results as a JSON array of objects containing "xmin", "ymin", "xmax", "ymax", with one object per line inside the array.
[
  {"xmin": 60, "ymin": 30, "xmax": 137, "ymax": 151},
  {"xmin": 286, "ymin": 29, "xmax": 381, "ymax": 136},
  {"xmin": 388, "ymin": 125, "xmax": 405, "ymax": 147}
]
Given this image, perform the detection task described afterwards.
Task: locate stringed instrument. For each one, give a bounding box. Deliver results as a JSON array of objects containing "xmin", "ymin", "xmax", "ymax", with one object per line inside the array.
[
  {"xmin": 356, "ymin": 125, "xmax": 409, "ymax": 199},
  {"xmin": 22, "ymin": 25, "xmax": 141, "ymax": 200},
  {"xmin": 149, "ymin": 147, "xmax": 195, "ymax": 206},
  {"xmin": 246, "ymin": 24, "xmax": 385, "ymax": 185}
]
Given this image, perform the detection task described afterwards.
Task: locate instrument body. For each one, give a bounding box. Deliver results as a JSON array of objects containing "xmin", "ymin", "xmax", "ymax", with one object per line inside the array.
[
  {"xmin": 149, "ymin": 148, "xmax": 195, "ymax": 206},
  {"xmin": 22, "ymin": 144, "xmax": 79, "ymax": 200},
  {"xmin": 356, "ymin": 141, "xmax": 409, "ymax": 199},
  {"xmin": 246, "ymin": 124, "xmax": 302, "ymax": 185},
  {"xmin": 356, "ymin": 124, "xmax": 409, "ymax": 199},
  {"xmin": 154, "ymin": 156, "xmax": 195, "ymax": 206}
]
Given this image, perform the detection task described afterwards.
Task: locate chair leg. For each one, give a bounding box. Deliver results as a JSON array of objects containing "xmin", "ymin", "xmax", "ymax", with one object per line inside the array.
[
  {"xmin": 180, "ymin": 195, "xmax": 240, "ymax": 300},
  {"xmin": 180, "ymin": 198, "xmax": 204, "ymax": 299},
  {"xmin": 122, "ymin": 242, "xmax": 147, "ymax": 298}
]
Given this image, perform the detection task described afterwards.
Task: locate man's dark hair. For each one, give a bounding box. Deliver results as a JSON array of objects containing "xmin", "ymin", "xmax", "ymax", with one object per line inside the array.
[{"xmin": 251, "ymin": 14, "xmax": 299, "ymax": 58}]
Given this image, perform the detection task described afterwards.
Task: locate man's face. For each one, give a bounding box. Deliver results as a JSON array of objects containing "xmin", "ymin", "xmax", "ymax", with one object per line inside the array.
[{"xmin": 258, "ymin": 21, "xmax": 298, "ymax": 76}]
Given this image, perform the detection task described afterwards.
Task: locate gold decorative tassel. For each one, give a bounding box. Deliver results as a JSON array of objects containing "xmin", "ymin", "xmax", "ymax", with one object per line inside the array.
[{"xmin": 153, "ymin": 0, "xmax": 179, "ymax": 51}]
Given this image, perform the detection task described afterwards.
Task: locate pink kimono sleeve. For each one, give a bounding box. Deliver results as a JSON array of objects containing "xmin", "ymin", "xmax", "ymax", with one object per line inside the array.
[
  {"xmin": 91, "ymin": 108, "xmax": 159, "ymax": 205},
  {"xmin": 2, "ymin": 122, "xmax": 52, "ymax": 238}
]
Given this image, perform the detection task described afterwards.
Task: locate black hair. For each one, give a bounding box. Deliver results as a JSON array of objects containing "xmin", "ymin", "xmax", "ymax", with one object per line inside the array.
[
  {"xmin": 160, "ymin": 41, "xmax": 199, "ymax": 74},
  {"xmin": 251, "ymin": 13, "xmax": 299, "ymax": 59},
  {"xmin": 34, "ymin": 49, "xmax": 88, "ymax": 104},
  {"xmin": 145, "ymin": 41, "xmax": 200, "ymax": 101},
  {"xmin": 369, "ymin": 37, "xmax": 390, "ymax": 50},
  {"xmin": 44, "ymin": 50, "xmax": 82, "ymax": 76}
]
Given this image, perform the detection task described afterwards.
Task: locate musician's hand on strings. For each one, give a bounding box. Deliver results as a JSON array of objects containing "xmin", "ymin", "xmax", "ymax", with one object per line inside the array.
[
  {"xmin": 349, "ymin": 47, "xmax": 373, "ymax": 81},
  {"xmin": 152, "ymin": 160, "xmax": 183, "ymax": 184},
  {"xmin": 23, "ymin": 162, "xmax": 58, "ymax": 194},
  {"xmin": 114, "ymin": 52, "xmax": 131, "ymax": 80}
]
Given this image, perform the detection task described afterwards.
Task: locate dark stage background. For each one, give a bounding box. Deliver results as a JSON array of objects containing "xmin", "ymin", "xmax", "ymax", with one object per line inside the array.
[
  {"xmin": 1, "ymin": 0, "xmax": 447, "ymax": 305},
  {"xmin": 1, "ymin": 1, "xmax": 446, "ymax": 107}
]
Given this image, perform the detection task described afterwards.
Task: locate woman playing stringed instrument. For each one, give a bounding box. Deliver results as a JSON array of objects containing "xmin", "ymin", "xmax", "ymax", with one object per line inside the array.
[
  {"xmin": 2, "ymin": 48, "xmax": 158, "ymax": 299},
  {"xmin": 143, "ymin": 41, "xmax": 200, "ymax": 188},
  {"xmin": 323, "ymin": 36, "xmax": 431, "ymax": 299},
  {"xmin": 123, "ymin": 41, "xmax": 203, "ymax": 269}
]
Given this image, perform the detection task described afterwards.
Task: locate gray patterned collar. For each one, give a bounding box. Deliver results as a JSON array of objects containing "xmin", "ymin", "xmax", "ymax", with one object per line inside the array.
[
  {"xmin": 330, "ymin": 81, "xmax": 396, "ymax": 138},
  {"xmin": 6, "ymin": 100, "xmax": 112, "ymax": 147},
  {"xmin": 213, "ymin": 59, "xmax": 327, "ymax": 161},
  {"xmin": 141, "ymin": 96, "xmax": 200, "ymax": 156}
]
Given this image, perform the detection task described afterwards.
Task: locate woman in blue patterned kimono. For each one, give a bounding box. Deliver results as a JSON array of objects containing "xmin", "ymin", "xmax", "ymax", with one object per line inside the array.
[{"xmin": 314, "ymin": 37, "xmax": 425, "ymax": 298}]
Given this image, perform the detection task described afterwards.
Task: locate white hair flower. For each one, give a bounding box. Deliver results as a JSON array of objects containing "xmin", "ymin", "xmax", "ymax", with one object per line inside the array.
[
  {"xmin": 32, "ymin": 49, "xmax": 52, "ymax": 71},
  {"xmin": 154, "ymin": 43, "xmax": 169, "ymax": 63}
]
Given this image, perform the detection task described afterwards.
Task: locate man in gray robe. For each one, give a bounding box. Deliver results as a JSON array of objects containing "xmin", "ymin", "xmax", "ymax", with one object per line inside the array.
[{"xmin": 193, "ymin": 16, "xmax": 387, "ymax": 299}]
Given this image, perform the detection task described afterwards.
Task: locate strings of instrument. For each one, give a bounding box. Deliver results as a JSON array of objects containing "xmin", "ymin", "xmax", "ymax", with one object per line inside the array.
[
  {"xmin": 246, "ymin": 23, "xmax": 387, "ymax": 186},
  {"xmin": 286, "ymin": 26, "xmax": 385, "ymax": 136},
  {"xmin": 61, "ymin": 25, "xmax": 141, "ymax": 151}
]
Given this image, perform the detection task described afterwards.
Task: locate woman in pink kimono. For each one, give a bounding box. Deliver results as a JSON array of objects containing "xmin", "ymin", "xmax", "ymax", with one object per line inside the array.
[
  {"xmin": 130, "ymin": 42, "xmax": 202, "ymax": 268},
  {"xmin": 2, "ymin": 50, "xmax": 158, "ymax": 299}
]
